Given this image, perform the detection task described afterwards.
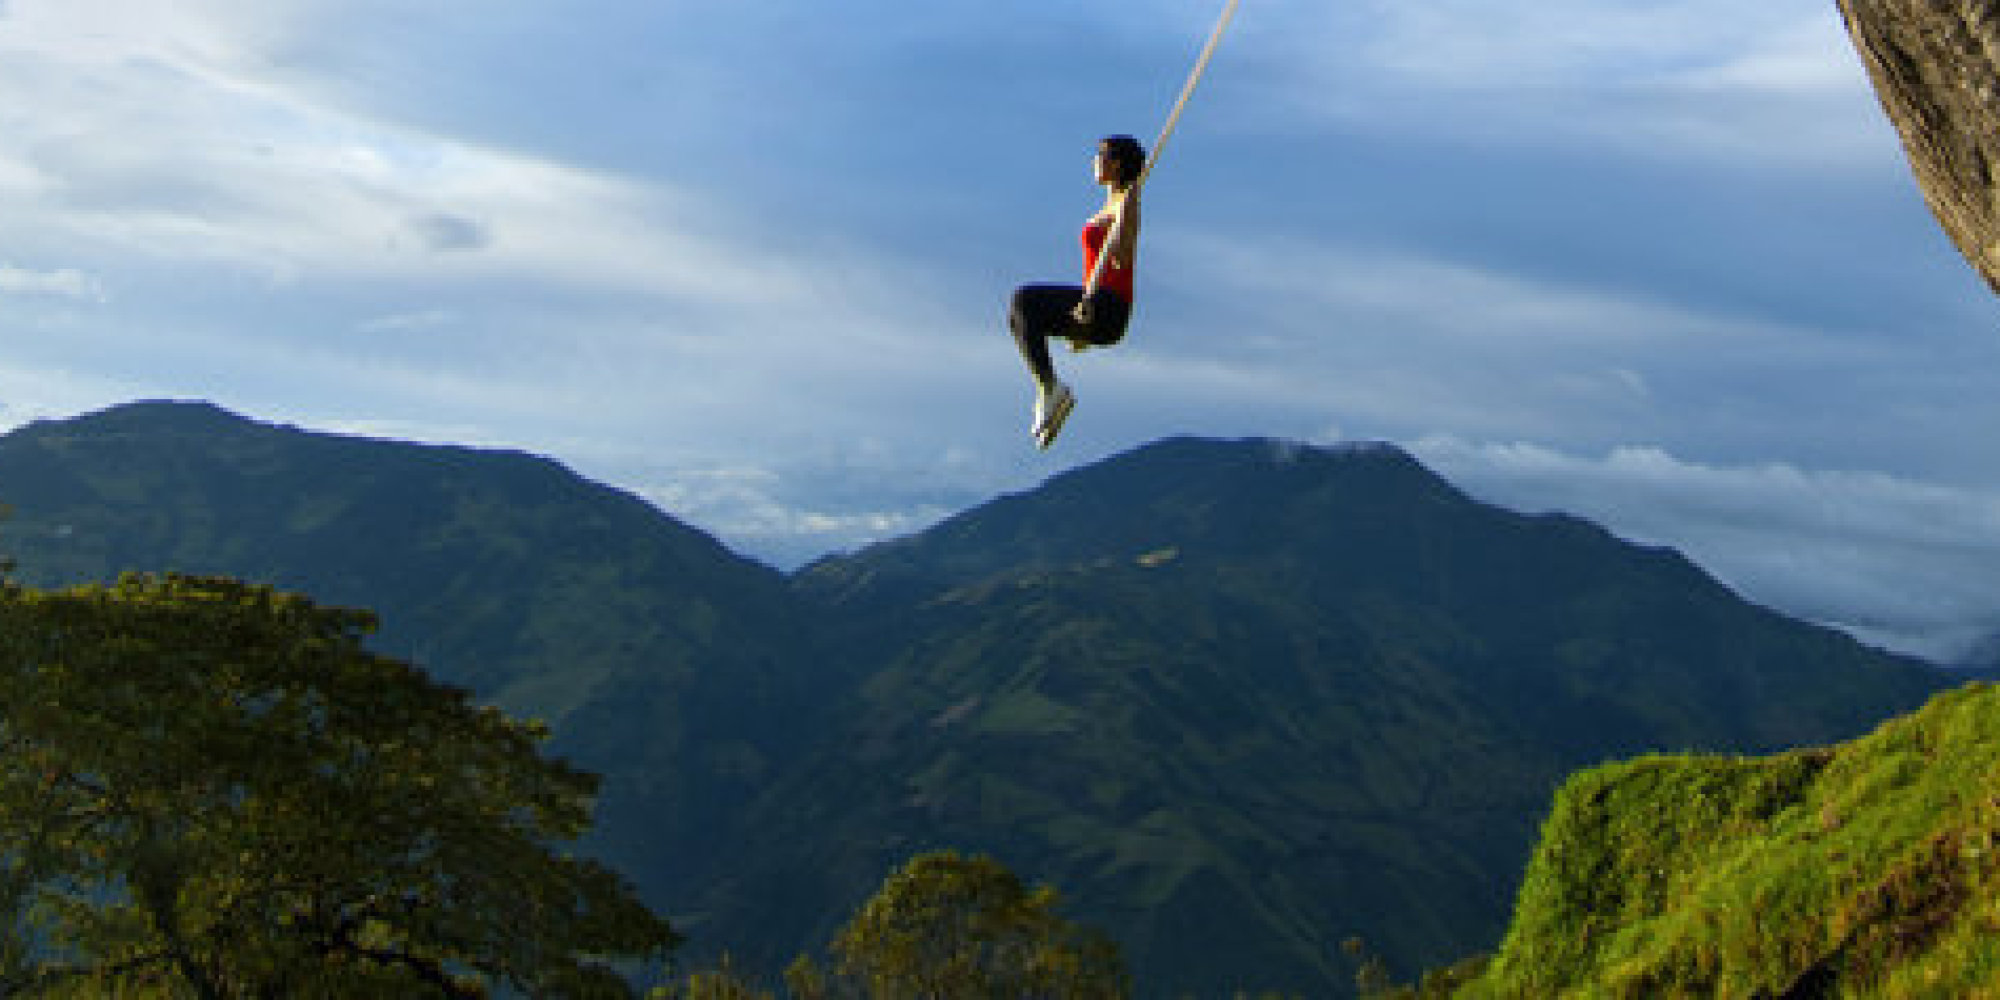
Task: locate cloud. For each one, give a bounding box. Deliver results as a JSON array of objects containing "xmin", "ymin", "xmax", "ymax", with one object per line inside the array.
[
  {"xmin": 1247, "ymin": 0, "xmax": 1887, "ymax": 165},
  {"xmin": 1101, "ymin": 231, "xmax": 1800, "ymax": 450},
  {"xmin": 0, "ymin": 362, "xmax": 153, "ymax": 431},
  {"xmin": 357, "ymin": 309, "xmax": 458, "ymax": 334},
  {"xmin": 406, "ymin": 213, "xmax": 489, "ymax": 253},
  {"xmin": 639, "ymin": 465, "xmax": 964, "ymax": 569},
  {"xmin": 1409, "ymin": 437, "xmax": 2000, "ymax": 661},
  {"xmin": 0, "ymin": 0, "xmax": 1015, "ymax": 451},
  {"xmin": 0, "ymin": 0, "xmax": 797, "ymax": 307},
  {"xmin": 0, "ymin": 265, "xmax": 103, "ymax": 301}
]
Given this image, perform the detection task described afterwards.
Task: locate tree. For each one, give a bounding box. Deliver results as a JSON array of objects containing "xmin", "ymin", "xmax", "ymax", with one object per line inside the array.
[
  {"xmin": 0, "ymin": 573, "xmax": 679, "ymax": 997},
  {"xmin": 0, "ymin": 501, "xmax": 15, "ymax": 581},
  {"xmin": 650, "ymin": 954, "xmax": 776, "ymax": 999},
  {"xmin": 787, "ymin": 850, "xmax": 1127, "ymax": 999}
]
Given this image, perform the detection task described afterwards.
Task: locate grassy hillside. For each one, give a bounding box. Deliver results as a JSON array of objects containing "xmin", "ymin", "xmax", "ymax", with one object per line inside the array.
[{"xmin": 1463, "ymin": 682, "xmax": 2000, "ymax": 998}]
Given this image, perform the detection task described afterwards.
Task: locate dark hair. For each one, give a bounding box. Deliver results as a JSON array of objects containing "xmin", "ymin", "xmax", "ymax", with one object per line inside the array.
[{"xmin": 1099, "ymin": 134, "xmax": 1146, "ymax": 188}]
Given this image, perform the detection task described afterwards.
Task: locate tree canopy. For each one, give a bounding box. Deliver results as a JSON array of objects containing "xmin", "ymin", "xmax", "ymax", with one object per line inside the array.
[
  {"xmin": 786, "ymin": 850, "xmax": 1126, "ymax": 999},
  {"xmin": 0, "ymin": 573, "xmax": 678, "ymax": 998}
]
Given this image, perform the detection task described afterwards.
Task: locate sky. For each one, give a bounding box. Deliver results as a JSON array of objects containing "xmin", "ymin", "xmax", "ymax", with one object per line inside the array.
[{"xmin": 3, "ymin": 0, "xmax": 1999, "ymax": 663}]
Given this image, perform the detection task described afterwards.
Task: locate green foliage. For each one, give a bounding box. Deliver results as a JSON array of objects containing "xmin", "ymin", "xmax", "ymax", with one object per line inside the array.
[
  {"xmin": 1460, "ymin": 682, "xmax": 2000, "ymax": 999},
  {"xmin": 650, "ymin": 955, "xmax": 776, "ymax": 999},
  {"xmin": 0, "ymin": 501, "xmax": 14, "ymax": 580},
  {"xmin": 1344, "ymin": 937, "xmax": 1486, "ymax": 1000},
  {"xmin": 0, "ymin": 500, "xmax": 17, "ymax": 584},
  {"xmin": 0, "ymin": 401, "xmax": 811, "ymax": 946},
  {"xmin": 0, "ymin": 573, "xmax": 678, "ymax": 997},
  {"xmin": 786, "ymin": 850, "xmax": 1127, "ymax": 999}
]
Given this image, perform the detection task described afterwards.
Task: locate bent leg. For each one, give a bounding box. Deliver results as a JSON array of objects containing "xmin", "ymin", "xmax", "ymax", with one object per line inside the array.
[
  {"xmin": 1072, "ymin": 290, "xmax": 1132, "ymax": 348},
  {"xmin": 1009, "ymin": 284, "xmax": 1084, "ymax": 389}
]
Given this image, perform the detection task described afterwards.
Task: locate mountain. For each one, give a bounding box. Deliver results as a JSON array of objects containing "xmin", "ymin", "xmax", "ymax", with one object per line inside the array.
[
  {"xmin": 0, "ymin": 400, "xmax": 817, "ymax": 899},
  {"xmin": 1462, "ymin": 681, "xmax": 2000, "ymax": 997},
  {"xmin": 1838, "ymin": 0, "xmax": 2000, "ymax": 297},
  {"xmin": 0, "ymin": 405, "xmax": 1954, "ymax": 995},
  {"xmin": 1953, "ymin": 631, "xmax": 2000, "ymax": 678},
  {"xmin": 704, "ymin": 437, "xmax": 1949, "ymax": 994}
]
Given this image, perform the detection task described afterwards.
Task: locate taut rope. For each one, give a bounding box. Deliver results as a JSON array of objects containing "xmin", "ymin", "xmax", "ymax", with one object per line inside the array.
[{"xmin": 1085, "ymin": 0, "xmax": 1241, "ymax": 295}]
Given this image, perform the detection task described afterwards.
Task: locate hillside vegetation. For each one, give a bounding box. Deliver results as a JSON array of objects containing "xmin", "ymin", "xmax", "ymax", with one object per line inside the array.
[
  {"xmin": 0, "ymin": 574, "xmax": 676, "ymax": 996},
  {"xmin": 0, "ymin": 404, "xmax": 1955, "ymax": 995},
  {"xmin": 712, "ymin": 437, "xmax": 1946, "ymax": 993},
  {"xmin": 1460, "ymin": 682, "xmax": 2000, "ymax": 998}
]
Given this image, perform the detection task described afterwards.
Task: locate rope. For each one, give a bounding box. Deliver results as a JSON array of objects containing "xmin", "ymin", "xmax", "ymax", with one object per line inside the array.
[
  {"xmin": 1140, "ymin": 0, "xmax": 1241, "ymax": 189},
  {"xmin": 1086, "ymin": 0, "xmax": 1240, "ymax": 294}
]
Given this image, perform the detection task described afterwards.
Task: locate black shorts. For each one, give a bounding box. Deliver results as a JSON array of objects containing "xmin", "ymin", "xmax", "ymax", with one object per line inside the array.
[{"xmin": 1008, "ymin": 284, "xmax": 1131, "ymax": 348}]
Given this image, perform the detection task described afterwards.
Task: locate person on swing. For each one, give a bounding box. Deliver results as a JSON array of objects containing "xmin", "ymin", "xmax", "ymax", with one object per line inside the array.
[{"xmin": 1008, "ymin": 134, "xmax": 1145, "ymax": 449}]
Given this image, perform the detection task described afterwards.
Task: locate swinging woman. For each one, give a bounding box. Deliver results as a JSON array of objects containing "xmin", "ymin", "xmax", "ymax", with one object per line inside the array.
[{"xmin": 1008, "ymin": 134, "xmax": 1145, "ymax": 449}]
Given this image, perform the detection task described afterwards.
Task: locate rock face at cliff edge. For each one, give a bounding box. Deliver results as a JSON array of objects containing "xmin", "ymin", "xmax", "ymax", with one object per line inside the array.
[{"xmin": 1839, "ymin": 0, "xmax": 2000, "ymax": 295}]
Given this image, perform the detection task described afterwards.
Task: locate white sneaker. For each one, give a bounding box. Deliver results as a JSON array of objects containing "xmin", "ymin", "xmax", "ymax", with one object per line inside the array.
[
  {"xmin": 1031, "ymin": 382, "xmax": 1059, "ymax": 435},
  {"xmin": 1033, "ymin": 383, "xmax": 1076, "ymax": 449}
]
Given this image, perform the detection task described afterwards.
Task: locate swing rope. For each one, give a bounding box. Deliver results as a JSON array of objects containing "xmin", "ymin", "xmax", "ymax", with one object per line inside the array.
[
  {"xmin": 1140, "ymin": 0, "xmax": 1240, "ymax": 189},
  {"xmin": 1085, "ymin": 0, "xmax": 1240, "ymax": 294}
]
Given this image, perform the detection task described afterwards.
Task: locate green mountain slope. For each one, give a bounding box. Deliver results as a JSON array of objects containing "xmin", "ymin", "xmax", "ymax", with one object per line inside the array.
[
  {"xmin": 699, "ymin": 437, "xmax": 1948, "ymax": 995},
  {"xmin": 0, "ymin": 400, "xmax": 815, "ymax": 898},
  {"xmin": 0, "ymin": 408, "xmax": 1954, "ymax": 995},
  {"xmin": 1464, "ymin": 682, "xmax": 2000, "ymax": 998}
]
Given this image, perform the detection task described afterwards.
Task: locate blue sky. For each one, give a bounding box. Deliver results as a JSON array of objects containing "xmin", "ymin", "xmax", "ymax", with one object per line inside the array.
[{"xmin": 3, "ymin": 0, "xmax": 1999, "ymax": 661}]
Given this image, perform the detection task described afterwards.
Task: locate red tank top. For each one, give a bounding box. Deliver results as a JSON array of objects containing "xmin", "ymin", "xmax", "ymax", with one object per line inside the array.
[{"xmin": 1082, "ymin": 217, "xmax": 1134, "ymax": 301}]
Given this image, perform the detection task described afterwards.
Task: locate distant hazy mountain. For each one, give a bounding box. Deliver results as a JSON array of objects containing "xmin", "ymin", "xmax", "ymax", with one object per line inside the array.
[{"xmin": 0, "ymin": 404, "xmax": 1952, "ymax": 995}]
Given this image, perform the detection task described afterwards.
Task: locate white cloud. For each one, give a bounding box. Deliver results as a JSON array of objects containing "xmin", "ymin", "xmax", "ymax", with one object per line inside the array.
[
  {"xmin": 1104, "ymin": 231, "xmax": 1818, "ymax": 449},
  {"xmin": 641, "ymin": 466, "xmax": 958, "ymax": 567},
  {"xmin": 1410, "ymin": 437, "xmax": 2000, "ymax": 661},
  {"xmin": 0, "ymin": 363, "xmax": 154, "ymax": 432},
  {"xmin": 1249, "ymin": 0, "xmax": 1887, "ymax": 165},
  {"xmin": 0, "ymin": 0, "xmax": 1008, "ymax": 463},
  {"xmin": 1339, "ymin": 0, "xmax": 1855, "ymax": 94},
  {"xmin": 1170, "ymin": 234, "xmax": 1730, "ymax": 350},
  {"xmin": 0, "ymin": 0, "xmax": 815, "ymax": 309},
  {"xmin": 358, "ymin": 309, "xmax": 459, "ymax": 334},
  {"xmin": 0, "ymin": 265, "xmax": 103, "ymax": 301}
]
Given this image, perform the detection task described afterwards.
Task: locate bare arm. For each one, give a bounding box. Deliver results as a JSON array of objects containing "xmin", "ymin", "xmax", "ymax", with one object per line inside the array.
[
  {"xmin": 1075, "ymin": 188, "xmax": 1141, "ymax": 322},
  {"xmin": 1109, "ymin": 190, "xmax": 1140, "ymax": 274}
]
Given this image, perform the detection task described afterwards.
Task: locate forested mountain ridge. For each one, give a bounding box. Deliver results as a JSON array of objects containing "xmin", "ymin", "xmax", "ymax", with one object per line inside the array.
[
  {"xmin": 741, "ymin": 435, "xmax": 1950, "ymax": 993},
  {"xmin": 0, "ymin": 400, "xmax": 817, "ymax": 902},
  {"xmin": 0, "ymin": 402, "xmax": 1952, "ymax": 995}
]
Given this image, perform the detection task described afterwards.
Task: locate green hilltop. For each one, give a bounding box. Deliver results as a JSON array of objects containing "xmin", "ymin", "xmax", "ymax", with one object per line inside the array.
[{"xmin": 1454, "ymin": 682, "xmax": 2000, "ymax": 998}]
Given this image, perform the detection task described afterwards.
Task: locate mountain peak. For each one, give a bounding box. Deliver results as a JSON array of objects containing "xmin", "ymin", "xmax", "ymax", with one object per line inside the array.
[
  {"xmin": 1068, "ymin": 435, "xmax": 1445, "ymax": 487},
  {"xmin": 21, "ymin": 399, "xmax": 259, "ymax": 439},
  {"xmin": 797, "ymin": 435, "xmax": 1472, "ymax": 601},
  {"xmin": 1037, "ymin": 435, "xmax": 1469, "ymax": 517}
]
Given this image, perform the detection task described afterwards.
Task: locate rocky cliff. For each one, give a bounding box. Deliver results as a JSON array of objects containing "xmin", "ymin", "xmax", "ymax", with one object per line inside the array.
[{"xmin": 1839, "ymin": 0, "xmax": 2000, "ymax": 295}]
